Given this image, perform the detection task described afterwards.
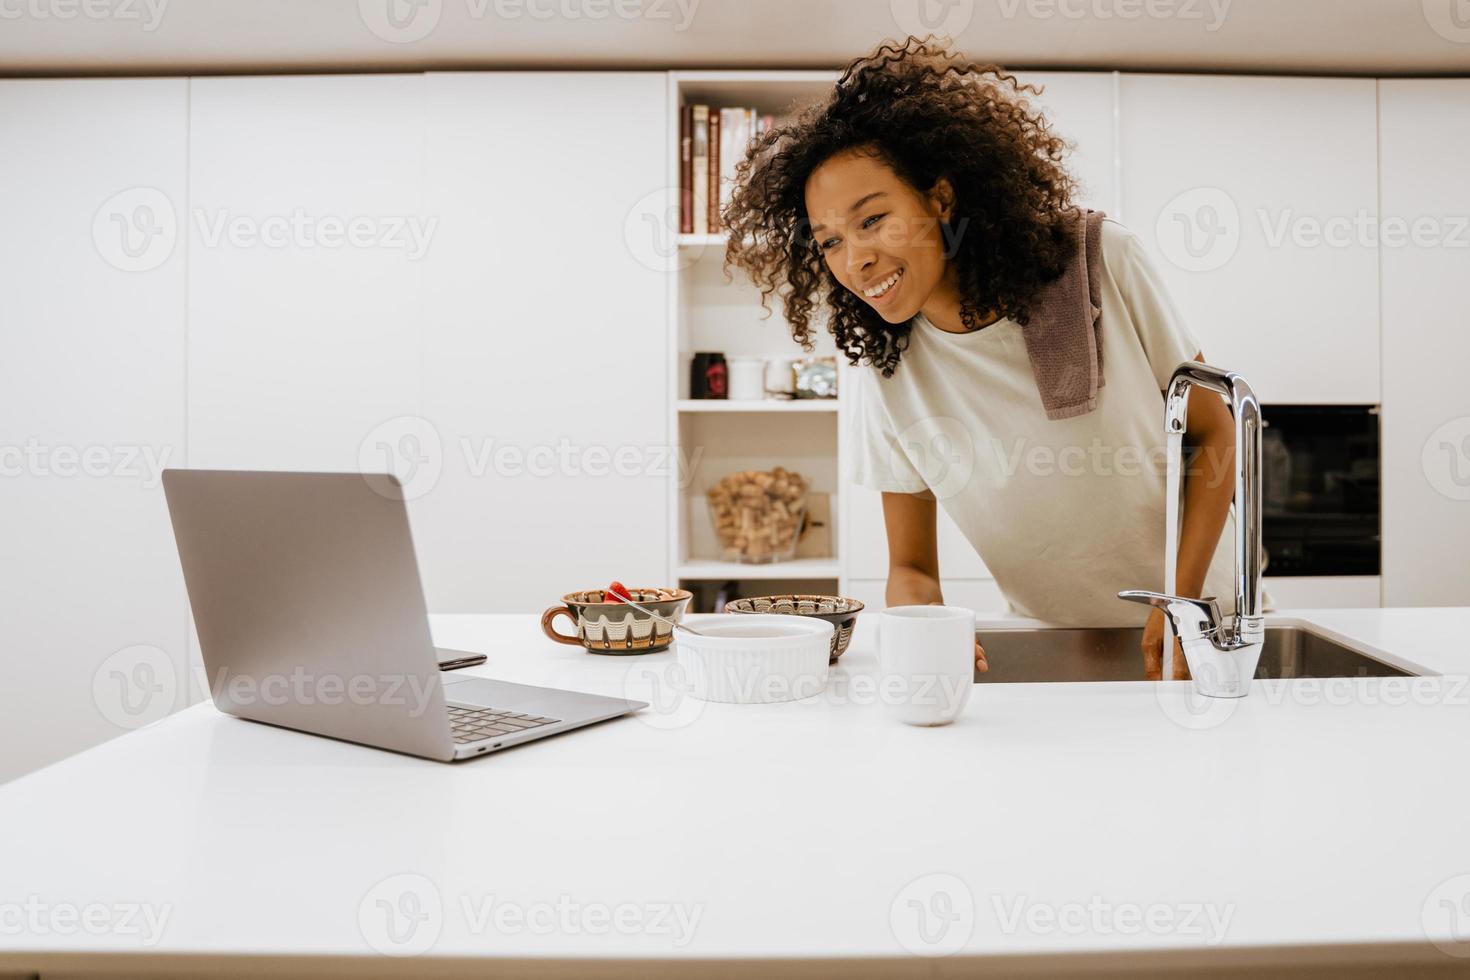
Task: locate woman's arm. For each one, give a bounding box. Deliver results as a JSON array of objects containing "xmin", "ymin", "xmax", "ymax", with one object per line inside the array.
[
  {"xmin": 881, "ymin": 490, "xmax": 988, "ymax": 672},
  {"xmin": 1142, "ymin": 352, "xmax": 1236, "ymax": 680}
]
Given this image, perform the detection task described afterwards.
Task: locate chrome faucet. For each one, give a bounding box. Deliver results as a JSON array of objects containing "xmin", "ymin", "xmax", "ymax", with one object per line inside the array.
[{"xmin": 1118, "ymin": 362, "xmax": 1265, "ymax": 698}]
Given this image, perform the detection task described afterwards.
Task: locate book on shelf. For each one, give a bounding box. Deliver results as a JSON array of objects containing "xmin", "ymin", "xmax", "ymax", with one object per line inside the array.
[{"xmin": 680, "ymin": 103, "xmax": 776, "ymax": 237}]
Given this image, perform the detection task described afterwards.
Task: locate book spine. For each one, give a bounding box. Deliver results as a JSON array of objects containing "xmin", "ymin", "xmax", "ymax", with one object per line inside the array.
[
  {"xmin": 707, "ymin": 109, "xmax": 720, "ymax": 235},
  {"xmin": 691, "ymin": 104, "xmax": 708, "ymax": 237},
  {"xmin": 679, "ymin": 103, "xmax": 692, "ymax": 235}
]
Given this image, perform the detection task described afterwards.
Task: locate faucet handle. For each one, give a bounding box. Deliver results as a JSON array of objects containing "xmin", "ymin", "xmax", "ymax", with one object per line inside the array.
[{"xmin": 1116, "ymin": 590, "xmax": 1223, "ymax": 639}]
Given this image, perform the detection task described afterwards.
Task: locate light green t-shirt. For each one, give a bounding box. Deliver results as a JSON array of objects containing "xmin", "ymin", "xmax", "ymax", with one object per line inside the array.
[{"xmin": 847, "ymin": 218, "xmax": 1243, "ymax": 627}]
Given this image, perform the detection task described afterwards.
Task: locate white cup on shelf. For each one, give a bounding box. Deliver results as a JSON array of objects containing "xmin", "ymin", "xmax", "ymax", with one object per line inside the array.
[
  {"xmin": 876, "ymin": 605, "xmax": 975, "ymax": 726},
  {"xmin": 727, "ymin": 356, "xmax": 766, "ymax": 400}
]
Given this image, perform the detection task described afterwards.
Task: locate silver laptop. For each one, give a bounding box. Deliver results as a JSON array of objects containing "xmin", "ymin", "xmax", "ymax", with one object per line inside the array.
[{"xmin": 161, "ymin": 468, "xmax": 645, "ymax": 762}]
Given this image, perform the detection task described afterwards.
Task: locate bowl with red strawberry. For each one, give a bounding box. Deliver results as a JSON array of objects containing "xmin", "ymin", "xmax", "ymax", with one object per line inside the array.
[{"xmin": 539, "ymin": 581, "xmax": 692, "ymax": 654}]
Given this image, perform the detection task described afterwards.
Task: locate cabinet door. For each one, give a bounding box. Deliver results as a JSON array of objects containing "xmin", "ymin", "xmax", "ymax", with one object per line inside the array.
[
  {"xmin": 1379, "ymin": 80, "xmax": 1470, "ymax": 607},
  {"xmin": 1016, "ymin": 71, "xmax": 1118, "ymax": 214},
  {"xmin": 1119, "ymin": 75, "xmax": 1379, "ymax": 404},
  {"xmin": 0, "ymin": 79, "xmax": 189, "ymax": 781},
  {"xmin": 417, "ymin": 72, "xmax": 669, "ymax": 612},
  {"xmin": 187, "ymin": 75, "xmax": 426, "ymax": 475}
]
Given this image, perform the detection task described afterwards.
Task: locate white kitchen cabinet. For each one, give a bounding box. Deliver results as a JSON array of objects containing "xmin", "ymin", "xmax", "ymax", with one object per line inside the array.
[
  {"xmin": 1378, "ymin": 80, "xmax": 1470, "ymax": 607},
  {"xmin": 1016, "ymin": 71, "xmax": 1118, "ymax": 214},
  {"xmin": 186, "ymin": 75, "xmax": 427, "ymax": 476},
  {"xmin": 1119, "ymin": 75, "xmax": 1380, "ymax": 404},
  {"xmin": 417, "ymin": 73, "xmax": 669, "ymax": 612},
  {"xmin": 0, "ymin": 79, "xmax": 190, "ymax": 782},
  {"xmin": 1263, "ymin": 576, "xmax": 1382, "ymax": 610}
]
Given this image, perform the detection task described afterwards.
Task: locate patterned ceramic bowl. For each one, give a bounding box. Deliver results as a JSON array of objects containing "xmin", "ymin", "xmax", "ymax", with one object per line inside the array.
[
  {"xmin": 540, "ymin": 586, "xmax": 692, "ymax": 655},
  {"xmin": 722, "ymin": 594, "xmax": 865, "ymax": 663}
]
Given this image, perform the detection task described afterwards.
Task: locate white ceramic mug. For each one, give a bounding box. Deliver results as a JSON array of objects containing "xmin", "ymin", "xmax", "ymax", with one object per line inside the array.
[
  {"xmin": 727, "ymin": 356, "xmax": 766, "ymax": 400},
  {"xmin": 877, "ymin": 605, "xmax": 976, "ymax": 726}
]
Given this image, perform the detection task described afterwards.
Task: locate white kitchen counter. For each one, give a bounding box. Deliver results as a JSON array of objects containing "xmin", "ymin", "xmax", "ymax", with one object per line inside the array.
[{"xmin": 3, "ymin": 608, "xmax": 1470, "ymax": 978}]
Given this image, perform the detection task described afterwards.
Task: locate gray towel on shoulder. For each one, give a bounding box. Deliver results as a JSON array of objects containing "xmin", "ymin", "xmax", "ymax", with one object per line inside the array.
[{"xmin": 1022, "ymin": 208, "xmax": 1108, "ymax": 421}]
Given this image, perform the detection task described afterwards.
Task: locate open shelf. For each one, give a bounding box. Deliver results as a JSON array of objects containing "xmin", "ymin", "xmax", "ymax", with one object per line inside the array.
[
  {"xmin": 677, "ymin": 558, "xmax": 841, "ymax": 580},
  {"xmin": 677, "ymin": 398, "xmax": 838, "ymax": 413}
]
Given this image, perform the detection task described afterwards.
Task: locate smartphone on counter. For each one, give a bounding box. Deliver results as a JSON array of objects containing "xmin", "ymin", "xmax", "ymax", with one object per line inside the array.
[{"xmin": 436, "ymin": 650, "xmax": 488, "ymax": 671}]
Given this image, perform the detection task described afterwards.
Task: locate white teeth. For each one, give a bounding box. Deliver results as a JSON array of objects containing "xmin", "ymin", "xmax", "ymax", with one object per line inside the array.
[{"xmin": 864, "ymin": 270, "xmax": 901, "ymax": 298}]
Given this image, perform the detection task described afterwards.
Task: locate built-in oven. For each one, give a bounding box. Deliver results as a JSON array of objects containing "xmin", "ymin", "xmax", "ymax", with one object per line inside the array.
[{"xmin": 1259, "ymin": 405, "xmax": 1380, "ymax": 577}]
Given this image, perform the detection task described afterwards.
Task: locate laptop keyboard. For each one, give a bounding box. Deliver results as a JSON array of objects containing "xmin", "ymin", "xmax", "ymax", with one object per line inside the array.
[{"xmin": 446, "ymin": 703, "xmax": 561, "ymax": 743}]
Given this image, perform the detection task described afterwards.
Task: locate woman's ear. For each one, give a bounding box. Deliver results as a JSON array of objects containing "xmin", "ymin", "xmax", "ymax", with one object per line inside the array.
[{"xmin": 927, "ymin": 177, "xmax": 956, "ymax": 222}]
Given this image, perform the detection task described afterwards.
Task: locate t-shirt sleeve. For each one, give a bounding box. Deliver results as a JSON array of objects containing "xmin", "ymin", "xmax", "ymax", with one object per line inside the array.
[
  {"xmin": 1103, "ymin": 218, "xmax": 1205, "ymax": 391},
  {"xmin": 845, "ymin": 364, "xmax": 929, "ymax": 494}
]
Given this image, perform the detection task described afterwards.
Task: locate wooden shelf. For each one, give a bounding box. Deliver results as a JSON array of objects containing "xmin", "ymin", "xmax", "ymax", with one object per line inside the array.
[
  {"xmin": 677, "ymin": 558, "xmax": 840, "ymax": 580},
  {"xmin": 677, "ymin": 399, "xmax": 837, "ymax": 413}
]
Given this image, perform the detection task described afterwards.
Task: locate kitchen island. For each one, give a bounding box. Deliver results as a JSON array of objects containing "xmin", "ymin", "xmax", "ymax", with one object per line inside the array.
[{"xmin": 2, "ymin": 608, "xmax": 1469, "ymax": 978}]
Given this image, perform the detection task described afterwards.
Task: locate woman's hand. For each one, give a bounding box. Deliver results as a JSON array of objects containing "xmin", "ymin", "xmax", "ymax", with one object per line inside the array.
[
  {"xmin": 975, "ymin": 638, "xmax": 988, "ymax": 674},
  {"xmin": 1142, "ymin": 607, "xmax": 1190, "ymax": 681}
]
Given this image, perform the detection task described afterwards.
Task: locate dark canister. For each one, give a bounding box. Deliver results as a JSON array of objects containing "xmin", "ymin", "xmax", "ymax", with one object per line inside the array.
[{"xmin": 690, "ymin": 352, "xmax": 728, "ymax": 399}]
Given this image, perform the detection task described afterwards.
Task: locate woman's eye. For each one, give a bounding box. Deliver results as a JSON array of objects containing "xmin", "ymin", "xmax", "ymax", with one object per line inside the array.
[
  {"xmin": 862, "ymin": 213, "xmax": 885, "ymax": 229},
  {"xmin": 818, "ymin": 238, "xmax": 838, "ymax": 252}
]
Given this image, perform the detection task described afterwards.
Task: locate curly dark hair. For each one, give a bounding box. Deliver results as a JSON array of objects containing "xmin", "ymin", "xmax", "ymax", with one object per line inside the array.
[{"xmin": 721, "ymin": 35, "xmax": 1082, "ymax": 378}]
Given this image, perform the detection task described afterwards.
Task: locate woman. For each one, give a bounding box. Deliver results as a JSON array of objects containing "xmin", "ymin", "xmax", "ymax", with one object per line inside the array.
[{"xmin": 722, "ymin": 36, "xmax": 1244, "ymax": 679}]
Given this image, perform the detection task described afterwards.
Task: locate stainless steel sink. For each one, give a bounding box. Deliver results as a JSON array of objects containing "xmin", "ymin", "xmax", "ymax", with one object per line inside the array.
[{"xmin": 975, "ymin": 625, "xmax": 1411, "ymax": 683}]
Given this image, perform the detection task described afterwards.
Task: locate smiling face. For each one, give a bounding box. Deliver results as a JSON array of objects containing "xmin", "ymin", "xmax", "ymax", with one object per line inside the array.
[{"xmin": 804, "ymin": 147, "xmax": 962, "ymax": 325}]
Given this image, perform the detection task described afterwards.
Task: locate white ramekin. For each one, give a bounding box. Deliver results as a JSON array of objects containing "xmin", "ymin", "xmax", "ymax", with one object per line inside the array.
[{"xmin": 675, "ymin": 613, "xmax": 834, "ymax": 704}]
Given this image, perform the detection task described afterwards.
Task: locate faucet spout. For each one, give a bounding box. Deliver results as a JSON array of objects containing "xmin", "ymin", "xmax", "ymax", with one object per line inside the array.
[
  {"xmin": 1162, "ymin": 362, "xmax": 1265, "ymax": 641},
  {"xmin": 1118, "ymin": 361, "xmax": 1267, "ymax": 697}
]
